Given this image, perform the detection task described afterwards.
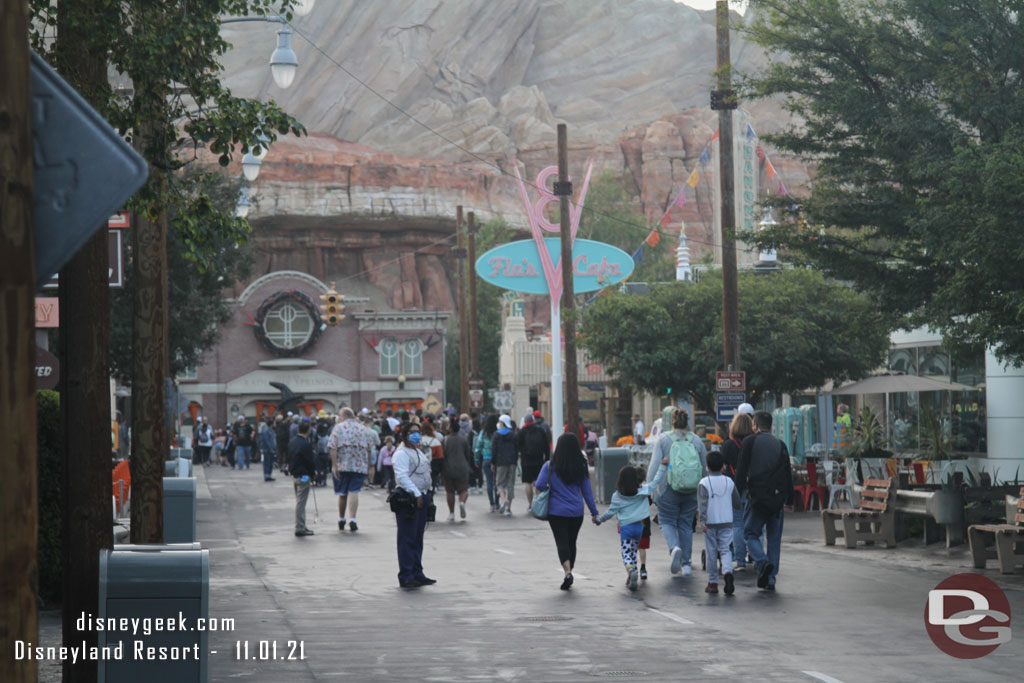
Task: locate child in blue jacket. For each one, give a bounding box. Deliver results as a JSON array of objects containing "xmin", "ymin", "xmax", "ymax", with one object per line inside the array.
[{"xmin": 595, "ymin": 458, "xmax": 667, "ymax": 590}]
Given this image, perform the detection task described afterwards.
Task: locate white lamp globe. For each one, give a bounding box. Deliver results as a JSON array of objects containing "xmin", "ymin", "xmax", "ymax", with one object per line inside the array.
[
  {"xmin": 241, "ymin": 152, "xmax": 262, "ymax": 182},
  {"xmin": 235, "ymin": 187, "xmax": 251, "ymax": 219},
  {"xmin": 269, "ymin": 27, "xmax": 298, "ymax": 89},
  {"xmin": 293, "ymin": 0, "xmax": 316, "ymax": 16}
]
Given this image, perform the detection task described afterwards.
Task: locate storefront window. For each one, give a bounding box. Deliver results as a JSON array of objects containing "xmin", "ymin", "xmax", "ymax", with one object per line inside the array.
[{"xmin": 380, "ymin": 340, "xmax": 399, "ymax": 376}]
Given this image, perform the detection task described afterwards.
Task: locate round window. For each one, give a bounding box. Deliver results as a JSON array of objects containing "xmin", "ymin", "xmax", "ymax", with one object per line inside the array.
[{"xmin": 254, "ymin": 290, "xmax": 323, "ymax": 357}]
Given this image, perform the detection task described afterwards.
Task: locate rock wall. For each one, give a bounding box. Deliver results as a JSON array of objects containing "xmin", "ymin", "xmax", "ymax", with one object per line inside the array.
[{"xmin": 223, "ymin": 1, "xmax": 813, "ymax": 314}]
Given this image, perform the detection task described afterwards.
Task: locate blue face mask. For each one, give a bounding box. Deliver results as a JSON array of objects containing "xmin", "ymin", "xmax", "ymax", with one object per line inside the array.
[{"xmin": 408, "ymin": 432, "xmax": 422, "ymax": 446}]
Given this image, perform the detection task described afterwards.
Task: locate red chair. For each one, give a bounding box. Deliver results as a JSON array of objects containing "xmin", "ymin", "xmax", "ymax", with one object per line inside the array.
[
  {"xmin": 801, "ymin": 462, "xmax": 829, "ymax": 511},
  {"xmin": 912, "ymin": 462, "xmax": 926, "ymax": 485}
]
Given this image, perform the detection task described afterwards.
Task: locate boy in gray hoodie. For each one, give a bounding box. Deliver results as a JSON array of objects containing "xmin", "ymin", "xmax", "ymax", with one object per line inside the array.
[{"xmin": 698, "ymin": 451, "xmax": 742, "ymax": 595}]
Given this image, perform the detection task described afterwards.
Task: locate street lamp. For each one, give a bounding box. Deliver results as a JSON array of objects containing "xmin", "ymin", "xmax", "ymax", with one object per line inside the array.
[
  {"xmin": 269, "ymin": 26, "xmax": 298, "ymax": 89},
  {"xmin": 293, "ymin": 0, "xmax": 317, "ymax": 16},
  {"xmin": 755, "ymin": 207, "xmax": 779, "ymax": 270},
  {"xmin": 221, "ymin": 16, "xmax": 299, "ymax": 89},
  {"xmin": 235, "ymin": 185, "xmax": 251, "ymax": 218},
  {"xmin": 241, "ymin": 151, "xmax": 262, "ymax": 181}
]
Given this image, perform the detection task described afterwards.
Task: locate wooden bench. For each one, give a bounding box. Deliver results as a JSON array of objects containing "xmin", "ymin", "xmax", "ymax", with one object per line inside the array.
[
  {"xmin": 968, "ymin": 487, "xmax": 1024, "ymax": 574},
  {"xmin": 822, "ymin": 477, "xmax": 897, "ymax": 548}
]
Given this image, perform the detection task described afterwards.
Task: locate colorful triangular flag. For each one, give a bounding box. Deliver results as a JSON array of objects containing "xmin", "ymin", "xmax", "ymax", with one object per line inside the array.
[
  {"xmin": 746, "ymin": 123, "xmax": 756, "ymax": 140},
  {"xmin": 699, "ymin": 146, "xmax": 710, "ymax": 165},
  {"xmin": 755, "ymin": 144, "xmax": 765, "ymax": 161},
  {"xmin": 778, "ymin": 181, "xmax": 789, "ymax": 196},
  {"xmin": 631, "ymin": 247, "xmax": 644, "ymax": 264},
  {"xmin": 671, "ymin": 186, "xmax": 687, "ymax": 208},
  {"xmin": 687, "ymin": 168, "xmax": 700, "ymax": 188},
  {"xmin": 646, "ymin": 227, "xmax": 662, "ymax": 246},
  {"xmin": 659, "ymin": 213, "xmax": 672, "ymax": 228},
  {"xmin": 711, "ymin": 129, "xmax": 719, "ymax": 142}
]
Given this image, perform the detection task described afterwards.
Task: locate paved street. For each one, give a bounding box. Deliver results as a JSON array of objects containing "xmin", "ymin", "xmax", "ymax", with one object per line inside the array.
[
  {"xmin": 185, "ymin": 464, "xmax": 1023, "ymax": 682},
  {"xmin": 33, "ymin": 463, "xmax": 1022, "ymax": 683}
]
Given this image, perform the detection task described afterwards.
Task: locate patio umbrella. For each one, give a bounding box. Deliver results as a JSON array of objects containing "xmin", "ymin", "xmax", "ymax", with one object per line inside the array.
[{"xmin": 833, "ymin": 373, "xmax": 974, "ymax": 394}]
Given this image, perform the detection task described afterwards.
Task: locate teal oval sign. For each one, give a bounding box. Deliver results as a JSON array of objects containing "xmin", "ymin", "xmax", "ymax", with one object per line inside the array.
[{"xmin": 474, "ymin": 238, "xmax": 634, "ymax": 294}]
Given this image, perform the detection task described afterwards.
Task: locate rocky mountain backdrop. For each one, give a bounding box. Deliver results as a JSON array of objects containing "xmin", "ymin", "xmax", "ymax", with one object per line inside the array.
[{"xmin": 219, "ymin": 0, "xmax": 811, "ymax": 312}]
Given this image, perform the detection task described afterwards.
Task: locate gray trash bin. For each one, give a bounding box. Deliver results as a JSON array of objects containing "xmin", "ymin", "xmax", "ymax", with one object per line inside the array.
[
  {"xmin": 594, "ymin": 448, "xmax": 631, "ymax": 504},
  {"xmin": 98, "ymin": 546, "xmax": 210, "ymax": 682},
  {"xmin": 170, "ymin": 447, "xmax": 193, "ymax": 462},
  {"xmin": 164, "ymin": 457, "xmax": 193, "ymax": 478},
  {"xmin": 163, "ymin": 477, "xmax": 197, "ymax": 543}
]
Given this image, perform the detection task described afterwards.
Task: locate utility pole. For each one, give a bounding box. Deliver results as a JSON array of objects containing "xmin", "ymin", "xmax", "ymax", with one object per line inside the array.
[
  {"xmin": 455, "ymin": 205, "xmax": 469, "ymax": 412},
  {"xmin": 714, "ymin": 0, "xmax": 741, "ymax": 372},
  {"xmin": 130, "ymin": 2, "xmax": 169, "ymax": 543},
  {"xmin": 556, "ymin": 124, "xmax": 579, "ymax": 439},
  {"xmin": 0, "ymin": 3, "xmax": 39, "ymax": 681},
  {"xmin": 53, "ymin": 8, "xmax": 114, "ymax": 679},
  {"xmin": 467, "ymin": 211, "xmax": 479, "ymax": 383}
]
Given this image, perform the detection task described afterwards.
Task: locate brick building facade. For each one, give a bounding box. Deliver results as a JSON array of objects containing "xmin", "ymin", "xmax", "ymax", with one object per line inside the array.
[{"xmin": 179, "ymin": 270, "xmax": 449, "ymax": 427}]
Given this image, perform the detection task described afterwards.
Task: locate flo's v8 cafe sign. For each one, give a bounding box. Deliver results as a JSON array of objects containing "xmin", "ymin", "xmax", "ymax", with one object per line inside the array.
[{"xmin": 475, "ymin": 238, "xmax": 634, "ymax": 294}]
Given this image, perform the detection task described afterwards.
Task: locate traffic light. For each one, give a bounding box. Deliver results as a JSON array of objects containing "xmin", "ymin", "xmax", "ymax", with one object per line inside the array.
[{"xmin": 320, "ymin": 282, "xmax": 344, "ymax": 326}]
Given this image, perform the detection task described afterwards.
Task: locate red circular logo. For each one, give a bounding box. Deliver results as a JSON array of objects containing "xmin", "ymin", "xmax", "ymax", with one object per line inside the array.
[{"xmin": 925, "ymin": 574, "xmax": 1011, "ymax": 659}]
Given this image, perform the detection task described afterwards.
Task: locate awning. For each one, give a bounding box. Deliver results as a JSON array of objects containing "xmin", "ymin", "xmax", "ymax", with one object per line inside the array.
[{"xmin": 833, "ymin": 373, "xmax": 975, "ymax": 394}]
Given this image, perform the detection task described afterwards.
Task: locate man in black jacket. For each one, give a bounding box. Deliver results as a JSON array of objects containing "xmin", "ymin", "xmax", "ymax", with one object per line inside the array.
[
  {"xmin": 735, "ymin": 411, "xmax": 792, "ymax": 592},
  {"xmin": 516, "ymin": 412, "xmax": 550, "ymax": 508},
  {"xmin": 289, "ymin": 421, "xmax": 317, "ymax": 537}
]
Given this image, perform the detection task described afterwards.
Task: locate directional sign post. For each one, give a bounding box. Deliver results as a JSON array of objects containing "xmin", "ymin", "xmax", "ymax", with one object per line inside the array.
[
  {"xmin": 715, "ymin": 371, "xmax": 746, "ymax": 392},
  {"xmin": 30, "ymin": 51, "xmax": 148, "ymax": 289}
]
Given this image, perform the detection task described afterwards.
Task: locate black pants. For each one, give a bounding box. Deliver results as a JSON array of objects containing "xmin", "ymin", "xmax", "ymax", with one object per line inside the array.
[{"xmin": 548, "ymin": 514, "xmax": 584, "ymax": 569}]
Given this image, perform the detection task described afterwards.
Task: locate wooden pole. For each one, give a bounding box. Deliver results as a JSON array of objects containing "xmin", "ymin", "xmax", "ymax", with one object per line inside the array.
[
  {"xmin": 0, "ymin": 2, "xmax": 39, "ymax": 680},
  {"xmin": 716, "ymin": 1, "xmax": 741, "ymax": 372},
  {"xmin": 53, "ymin": 10, "xmax": 114, "ymax": 679},
  {"xmin": 130, "ymin": 24, "xmax": 169, "ymax": 541},
  {"xmin": 557, "ymin": 124, "xmax": 579, "ymax": 439},
  {"xmin": 456, "ymin": 206, "xmax": 469, "ymax": 412},
  {"xmin": 467, "ymin": 211, "xmax": 479, "ymax": 384}
]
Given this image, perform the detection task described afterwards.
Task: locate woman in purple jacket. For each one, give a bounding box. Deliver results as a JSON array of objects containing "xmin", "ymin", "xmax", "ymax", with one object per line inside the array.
[{"xmin": 535, "ymin": 433, "xmax": 599, "ymax": 590}]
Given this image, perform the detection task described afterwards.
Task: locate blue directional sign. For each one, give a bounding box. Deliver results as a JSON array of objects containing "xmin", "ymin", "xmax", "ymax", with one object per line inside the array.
[
  {"xmin": 30, "ymin": 50, "xmax": 148, "ymax": 290},
  {"xmin": 717, "ymin": 405, "xmax": 739, "ymax": 422},
  {"xmin": 716, "ymin": 392, "xmax": 746, "ymax": 404}
]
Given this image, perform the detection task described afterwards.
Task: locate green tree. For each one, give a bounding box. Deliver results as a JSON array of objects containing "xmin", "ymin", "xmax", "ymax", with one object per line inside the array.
[
  {"xmin": 579, "ymin": 171, "xmax": 676, "ymax": 282},
  {"xmin": 110, "ymin": 169, "xmax": 253, "ymax": 380},
  {"xmin": 580, "ymin": 269, "xmax": 892, "ymax": 408},
  {"xmin": 742, "ymin": 0, "xmax": 1024, "ymax": 363}
]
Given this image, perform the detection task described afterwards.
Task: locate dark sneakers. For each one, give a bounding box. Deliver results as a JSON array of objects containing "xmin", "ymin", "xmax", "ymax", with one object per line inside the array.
[
  {"xmin": 349, "ymin": 521, "xmax": 358, "ymax": 532},
  {"xmin": 294, "ymin": 529, "xmax": 314, "ymax": 537},
  {"xmin": 560, "ymin": 573, "xmax": 574, "ymax": 590},
  {"xmin": 399, "ymin": 581, "xmax": 420, "ymax": 588},
  {"xmin": 413, "ymin": 577, "xmax": 436, "ymax": 586},
  {"xmin": 757, "ymin": 562, "xmax": 775, "ymax": 589},
  {"xmin": 765, "ymin": 584, "xmax": 776, "ymax": 592},
  {"xmin": 723, "ymin": 572, "xmax": 735, "ymax": 595},
  {"xmin": 338, "ymin": 520, "xmax": 345, "ymax": 531},
  {"xmin": 705, "ymin": 583, "xmax": 719, "ymax": 594},
  {"xmin": 640, "ymin": 565, "xmax": 648, "ymax": 580}
]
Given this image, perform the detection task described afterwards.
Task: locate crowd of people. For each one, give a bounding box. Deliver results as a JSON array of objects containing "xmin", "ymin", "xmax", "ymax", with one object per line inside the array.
[{"xmin": 191, "ymin": 402, "xmax": 792, "ymax": 594}]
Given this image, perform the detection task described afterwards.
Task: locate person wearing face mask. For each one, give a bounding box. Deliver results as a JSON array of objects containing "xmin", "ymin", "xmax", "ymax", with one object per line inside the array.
[{"xmin": 392, "ymin": 422, "xmax": 436, "ymax": 588}]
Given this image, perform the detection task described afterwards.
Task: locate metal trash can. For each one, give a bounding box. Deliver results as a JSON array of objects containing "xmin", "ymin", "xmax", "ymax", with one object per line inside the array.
[
  {"xmin": 98, "ymin": 546, "xmax": 210, "ymax": 682},
  {"xmin": 164, "ymin": 457, "xmax": 193, "ymax": 478},
  {"xmin": 594, "ymin": 448, "xmax": 631, "ymax": 504},
  {"xmin": 163, "ymin": 477, "xmax": 197, "ymax": 543},
  {"xmin": 170, "ymin": 447, "xmax": 193, "ymax": 462}
]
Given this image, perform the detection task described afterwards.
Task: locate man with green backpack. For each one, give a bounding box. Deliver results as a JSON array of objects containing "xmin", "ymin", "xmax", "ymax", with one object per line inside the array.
[{"xmin": 645, "ymin": 408, "xmax": 708, "ymax": 577}]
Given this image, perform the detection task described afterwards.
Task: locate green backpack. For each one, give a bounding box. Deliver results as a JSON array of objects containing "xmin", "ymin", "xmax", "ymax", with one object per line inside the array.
[{"xmin": 667, "ymin": 432, "xmax": 702, "ymax": 493}]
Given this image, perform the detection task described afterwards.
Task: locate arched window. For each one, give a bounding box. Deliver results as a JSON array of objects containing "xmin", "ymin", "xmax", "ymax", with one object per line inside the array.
[
  {"xmin": 402, "ymin": 340, "xmax": 422, "ymax": 376},
  {"xmin": 263, "ymin": 301, "xmax": 315, "ymax": 350},
  {"xmin": 380, "ymin": 339, "xmax": 400, "ymax": 376}
]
